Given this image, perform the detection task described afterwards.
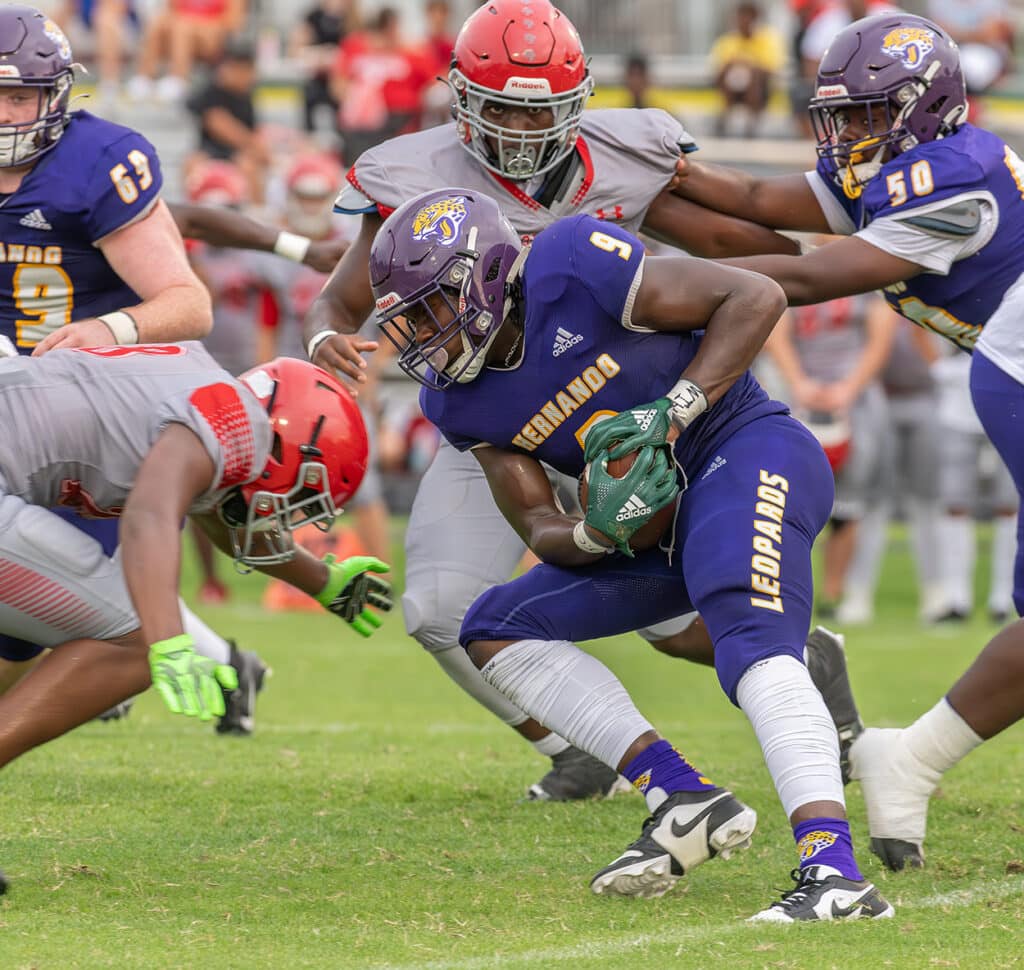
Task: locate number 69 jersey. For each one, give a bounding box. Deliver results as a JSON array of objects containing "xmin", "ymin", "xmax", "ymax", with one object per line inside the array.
[
  {"xmin": 0, "ymin": 110, "xmax": 162, "ymax": 352},
  {"xmin": 807, "ymin": 123, "xmax": 1024, "ymax": 384}
]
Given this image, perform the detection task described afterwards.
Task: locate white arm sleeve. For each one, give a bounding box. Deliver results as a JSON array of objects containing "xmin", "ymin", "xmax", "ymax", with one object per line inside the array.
[{"xmin": 804, "ymin": 171, "xmax": 857, "ymax": 236}]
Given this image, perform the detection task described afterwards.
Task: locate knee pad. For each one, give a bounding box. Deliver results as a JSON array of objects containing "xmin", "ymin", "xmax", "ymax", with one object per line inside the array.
[
  {"xmin": 716, "ymin": 639, "xmax": 805, "ymax": 705},
  {"xmin": 401, "ymin": 591, "xmax": 463, "ymax": 655}
]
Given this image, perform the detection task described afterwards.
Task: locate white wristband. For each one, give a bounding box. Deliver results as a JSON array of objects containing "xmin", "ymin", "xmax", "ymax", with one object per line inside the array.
[
  {"xmin": 306, "ymin": 329, "xmax": 335, "ymax": 361},
  {"xmin": 666, "ymin": 378, "xmax": 708, "ymax": 431},
  {"xmin": 97, "ymin": 310, "xmax": 139, "ymax": 345},
  {"xmin": 274, "ymin": 230, "xmax": 312, "ymax": 264},
  {"xmin": 573, "ymin": 520, "xmax": 613, "ymax": 555}
]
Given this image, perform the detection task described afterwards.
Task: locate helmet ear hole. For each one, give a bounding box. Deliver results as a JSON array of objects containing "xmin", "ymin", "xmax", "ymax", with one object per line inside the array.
[{"xmin": 270, "ymin": 432, "xmax": 283, "ymax": 464}]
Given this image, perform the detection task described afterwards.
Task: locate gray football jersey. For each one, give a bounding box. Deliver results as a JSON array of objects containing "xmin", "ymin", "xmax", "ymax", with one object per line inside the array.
[
  {"xmin": 789, "ymin": 294, "xmax": 874, "ymax": 384},
  {"xmin": 338, "ymin": 110, "xmax": 685, "ymax": 237},
  {"xmin": 0, "ymin": 342, "xmax": 271, "ymax": 517}
]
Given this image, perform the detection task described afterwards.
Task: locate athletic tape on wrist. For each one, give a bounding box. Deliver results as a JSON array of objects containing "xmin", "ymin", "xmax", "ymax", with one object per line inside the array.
[
  {"xmin": 274, "ymin": 230, "xmax": 312, "ymax": 264},
  {"xmin": 573, "ymin": 520, "xmax": 613, "ymax": 555},
  {"xmin": 306, "ymin": 329, "xmax": 335, "ymax": 361},
  {"xmin": 98, "ymin": 310, "xmax": 140, "ymax": 345},
  {"xmin": 666, "ymin": 378, "xmax": 708, "ymax": 430}
]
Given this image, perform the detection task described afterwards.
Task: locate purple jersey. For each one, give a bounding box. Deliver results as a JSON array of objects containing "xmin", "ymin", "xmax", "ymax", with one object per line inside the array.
[
  {"xmin": 420, "ymin": 215, "xmax": 786, "ymax": 480},
  {"xmin": 809, "ymin": 125, "xmax": 1024, "ymax": 375},
  {"xmin": 0, "ymin": 110, "xmax": 162, "ymax": 351}
]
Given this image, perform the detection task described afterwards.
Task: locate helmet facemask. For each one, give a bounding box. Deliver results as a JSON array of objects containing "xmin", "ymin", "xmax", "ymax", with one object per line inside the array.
[
  {"xmin": 448, "ymin": 67, "xmax": 593, "ymax": 181},
  {"xmin": 0, "ymin": 70, "xmax": 74, "ymax": 167},
  {"xmin": 377, "ymin": 238, "xmax": 501, "ymax": 390}
]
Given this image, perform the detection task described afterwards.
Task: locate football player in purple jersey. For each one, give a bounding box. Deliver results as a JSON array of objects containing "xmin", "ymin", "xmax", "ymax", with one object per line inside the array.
[
  {"xmin": 302, "ymin": 0, "xmax": 860, "ymax": 803},
  {"xmin": 0, "ymin": 346, "xmax": 392, "ymax": 894},
  {"xmin": 674, "ymin": 12, "xmax": 1024, "ymax": 871},
  {"xmin": 367, "ymin": 187, "xmax": 893, "ymax": 921}
]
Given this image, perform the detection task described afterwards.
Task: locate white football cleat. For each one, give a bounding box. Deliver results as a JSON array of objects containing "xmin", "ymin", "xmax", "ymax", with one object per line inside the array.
[{"xmin": 749, "ymin": 865, "xmax": 894, "ymax": 922}]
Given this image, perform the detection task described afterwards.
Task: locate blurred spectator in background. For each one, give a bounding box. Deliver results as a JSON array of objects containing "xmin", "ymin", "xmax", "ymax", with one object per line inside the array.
[
  {"xmin": 837, "ymin": 324, "xmax": 946, "ymax": 625},
  {"xmin": 786, "ymin": 0, "xmax": 826, "ymax": 138},
  {"xmin": 290, "ymin": 0, "xmax": 359, "ymax": 134},
  {"xmin": 933, "ymin": 349, "xmax": 1018, "ymax": 624},
  {"xmin": 624, "ymin": 51, "xmax": 651, "ymax": 109},
  {"xmin": 709, "ymin": 1, "xmax": 784, "ymax": 138},
  {"xmin": 927, "ymin": 0, "xmax": 1014, "ymax": 96},
  {"xmin": 764, "ymin": 293, "xmax": 896, "ymax": 616},
  {"xmin": 128, "ymin": 0, "xmax": 247, "ymax": 104},
  {"xmin": 417, "ymin": 0, "xmax": 456, "ymax": 128},
  {"xmin": 187, "ymin": 38, "xmax": 269, "ymax": 203},
  {"xmin": 329, "ymin": 6, "xmax": 430, "ymax": 162},
  {"xmin": 54, "ymin": 0, "xmax": 139, "ymax": 111}
]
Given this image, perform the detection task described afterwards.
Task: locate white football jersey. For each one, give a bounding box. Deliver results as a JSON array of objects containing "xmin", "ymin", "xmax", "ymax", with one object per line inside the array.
[
  {"xmin": 337, "ymin": 110, "xmax": 686, "ymax": 237},
  {"xmin": 0, "ymin": 342, "xmax": 271, "ymax": 517}
]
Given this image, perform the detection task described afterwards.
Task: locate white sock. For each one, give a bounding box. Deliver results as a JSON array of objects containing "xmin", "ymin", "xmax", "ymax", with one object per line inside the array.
[
  {"xmin": 989, "ymin": 515, "xmax": 1017, "ymax": 616},
  {"xmin": 841, "ymin": 502, "xmax": 889, "ymax": 604},
  {"xmin": 937, "ymin": 515, "xmax": 975, "ymax": 613},
  {"xmin": 181, "ymin": 604, "xmax": 231, "ymax": 664},
  {"xmin": 430, "ymin": 643, "xmax": 531, "ymax": 727},
  {"xmin": 480, "ymin": 639, "xmax": 653, "ymax": 769},
  {"xmin": 736, "ymin": 654, "xmax": 843, "ymax": 818},
  {"xmin": 904, "ymin": 698, "xmax": 983, "ymax": 777}
]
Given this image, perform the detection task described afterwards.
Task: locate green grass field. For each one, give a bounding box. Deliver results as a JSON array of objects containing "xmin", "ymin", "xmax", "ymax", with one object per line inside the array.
[{"xmin": 2, "ymin": 523, "xmax": 1022, "ymax": 969}]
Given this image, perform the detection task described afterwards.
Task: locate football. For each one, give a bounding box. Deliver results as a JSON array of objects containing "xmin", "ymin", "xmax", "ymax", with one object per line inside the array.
[{"xmin": 577, "ymin": 448, "xmax": 677, "ymax": 552}]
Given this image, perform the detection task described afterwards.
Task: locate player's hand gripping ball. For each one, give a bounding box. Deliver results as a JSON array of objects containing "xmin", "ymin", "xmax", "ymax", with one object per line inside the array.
[{"xmin": 578, "ymin": 444, "xmax": 678, "ymax": 554}]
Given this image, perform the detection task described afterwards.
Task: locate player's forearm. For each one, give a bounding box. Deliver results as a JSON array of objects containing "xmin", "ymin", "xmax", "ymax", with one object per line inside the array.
[
  {"xmin": 684, "ymin": 279, "xmax": 787, "ymax": 406},
  {"xmin": 303, "ymin": 278, "xmax": 364, "ymax": 345},
  {"xmin": 675, "ymin": 161, "xmax": 764, "ymax": 221},
  {"xmin": 120, "ymin": 508, "xmax": 187, "ymax": 645},
  {"xmin": 252, "ymin": 544, "xmax": 332, "ymax": 597},
  {"xmin": 525, "ymin": 512, "xmax": 612, "ymax": 567},
  {"xmin": 719, "ymin": 254, "xmax": 828, "ymax": 306},
  {"xmin": 127, "ymin": 281, "xmax": 214, "ymax": 342}
]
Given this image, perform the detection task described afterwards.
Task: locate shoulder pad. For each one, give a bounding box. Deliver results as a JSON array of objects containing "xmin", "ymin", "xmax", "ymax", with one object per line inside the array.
[
  {"xmin": 333, "ymin": 181, "xmax": 378, "ymax": 215},
  {"xmin": 898, "ymin": 199, "xmax": 982, "ymax": 238}
]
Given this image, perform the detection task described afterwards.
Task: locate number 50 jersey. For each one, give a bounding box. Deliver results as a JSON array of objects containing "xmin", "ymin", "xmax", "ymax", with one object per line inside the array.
[{"xmin": 0, "ymin": 110, "xmax": 162, "ymax": 352}]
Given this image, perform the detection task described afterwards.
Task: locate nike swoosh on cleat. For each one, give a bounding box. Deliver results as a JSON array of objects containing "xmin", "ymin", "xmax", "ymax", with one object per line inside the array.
[
  {"xmin": 830, "ymin": 899, "xmax": 868, "ymax": 918},
  {"xmin": 669, "ymin": 800, "xmax": 722, "ymax": 840}
]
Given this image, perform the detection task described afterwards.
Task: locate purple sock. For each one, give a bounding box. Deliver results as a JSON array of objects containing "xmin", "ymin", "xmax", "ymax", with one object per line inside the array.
[
  {"xmin": 621, "ymin": 739, "xmax": 717, "ymax": 811},
  {"xmin": 794, "ymin": 817, "xmax": 863, "ymax": 881}
]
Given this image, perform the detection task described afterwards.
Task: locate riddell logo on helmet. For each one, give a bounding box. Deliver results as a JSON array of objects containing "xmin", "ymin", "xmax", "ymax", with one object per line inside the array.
[
  {"xmin": 375, "ymin": 292, "xmax": 401, "ymax": 312},
  {"xmin": 0, "ymin": 65, "xmax": 21, "ymax": 78},
  {"xmin": 815, "ymin": 84, "xmax": 849, "ymax": 98},
  {"xmin": 504, "ymin": 77, "xmax": 553, "ymax": 96}
]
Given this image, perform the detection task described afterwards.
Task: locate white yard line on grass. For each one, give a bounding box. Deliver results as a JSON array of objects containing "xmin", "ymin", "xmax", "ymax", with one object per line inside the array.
[{"xmin": 377, "ymin": 876, "xmax": 1024, "ymax": 970}]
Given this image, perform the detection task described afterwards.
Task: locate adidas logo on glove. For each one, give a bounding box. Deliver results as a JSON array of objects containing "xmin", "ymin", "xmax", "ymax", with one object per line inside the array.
[
  {"xmin": 616, "ymin": 494, "xmax": 652, "ymax": 522},
  {"xmin": 632, "ymin": 409, "xmax": 658, "ymax": 432}
]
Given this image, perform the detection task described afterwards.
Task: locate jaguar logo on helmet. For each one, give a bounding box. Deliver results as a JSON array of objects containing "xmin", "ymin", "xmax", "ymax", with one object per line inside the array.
[
  {"xmin": 881, "ymin": 26, "xmax": 935, "ymax": 69},
  {"xmin": 42, "ymin": 19, "xmax": 72, "ymax": 63},
  {"xmin": 411, "ymin": 196, "xmax": 469, "ymax": 248}
]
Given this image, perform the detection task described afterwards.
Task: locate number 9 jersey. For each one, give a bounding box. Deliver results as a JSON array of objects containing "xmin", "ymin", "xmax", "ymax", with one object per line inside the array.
[{"xmin": 0, "ymin": 110, "xmax": 162, "ymax": 352}]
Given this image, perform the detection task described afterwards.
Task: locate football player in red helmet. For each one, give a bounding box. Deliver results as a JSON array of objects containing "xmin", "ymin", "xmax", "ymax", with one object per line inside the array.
[{"xmin": 447, "ymin": 0, "xmax": 593, "ymax": 180}]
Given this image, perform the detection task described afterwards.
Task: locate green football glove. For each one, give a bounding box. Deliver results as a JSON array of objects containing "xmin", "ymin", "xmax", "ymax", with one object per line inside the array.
[
  {"xmin": 316, "ymin": 554, "xmax": 393, "ymax": 637},
  {"xmin": 583, "ymin": 444, "xmax": 680, "ymax": 557},
  {"xmin": 149, "ymin": 634, "xmax": 238, "ymax": 720},
  {"xmin": 583, "ymin": 398, "xmax": 675, "ymax": 463}
]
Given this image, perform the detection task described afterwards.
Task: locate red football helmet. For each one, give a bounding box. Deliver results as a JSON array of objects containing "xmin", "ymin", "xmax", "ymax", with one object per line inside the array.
[
  {"xmin": 447, "ymin": 0, "xmax": 593, "ymax": 180},
  {"xmin": 222, "ymin": 358, "xmax": 369, "ymax": 566},
  {"xmin": 285, "ymin": 153, "xmax": 341, "ymax": 237},
  {"xmin": 185, "ymin": 160, "xmax": 248, "ymax": 206}
]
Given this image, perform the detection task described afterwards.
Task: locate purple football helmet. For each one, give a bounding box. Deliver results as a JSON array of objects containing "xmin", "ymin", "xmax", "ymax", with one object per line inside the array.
[
  {"xmin": 369, "ymin": 188, "xmax": 523, "ymax": 390},
  {"xmin": 809, "ymin": 13, "xmax": 967, "ymax": 198},
  {"xmin": 0, "ymin": 5, "xmax": 75, "ymax": 167}
]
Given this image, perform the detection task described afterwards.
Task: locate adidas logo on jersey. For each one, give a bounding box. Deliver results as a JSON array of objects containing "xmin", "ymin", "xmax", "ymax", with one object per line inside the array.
[
  {"xmin": 701, "ymin": 455, "xmax": 727, "ymax": 480},
  {"xmin": 552, "ymin": 326, "xmax": 583, "ymax": 356},
  {"xmin": 19, "ymin": 209, "xmax": 52, "ymax": 231},
  {"xmin": 632, "ymin": 409, "xmax": 658, "ymax": 432},
  {"xmin": 616, "ymin": 494, "xmax": 652, "ymax": 522}
]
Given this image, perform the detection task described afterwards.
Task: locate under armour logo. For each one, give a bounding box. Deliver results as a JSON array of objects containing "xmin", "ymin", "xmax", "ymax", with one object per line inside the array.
[
  {"xmin": 19, "ymin": 208, "xmax": 52, "ymax": 231},
  {"xmin": 595, "ymin": 205, "xmax": 624, "ymax": 221}
]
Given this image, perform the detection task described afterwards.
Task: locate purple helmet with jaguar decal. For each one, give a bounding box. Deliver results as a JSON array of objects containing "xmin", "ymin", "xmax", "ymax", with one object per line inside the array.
[
  {"xmin": 0, "ymin": 5, "xmax": 75, "ymax": 167},
  {"xmin": 809, "ymin": 13, "xmax": 967, "ymax": 197},
  {"xmin": 369, "ymin": 188, "xmax": 523, "ymax": 390}
]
